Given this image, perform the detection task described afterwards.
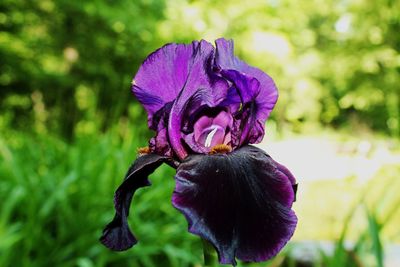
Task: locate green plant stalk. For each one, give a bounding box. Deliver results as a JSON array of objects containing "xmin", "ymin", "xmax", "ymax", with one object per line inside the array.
[{"xmin": 202, "ymin": 238, "xmax": 218, "ymax": 266}]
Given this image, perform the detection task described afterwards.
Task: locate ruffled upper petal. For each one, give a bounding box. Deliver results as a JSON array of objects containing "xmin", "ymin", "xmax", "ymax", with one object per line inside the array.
[
  {"xmin": 168, "ymin": 41, "xmax": 229, "ymax": 159},
  {"xmin": 172, "ymin": 145, "xmax": 297, "ymax": 265},
  {"xmin": 132, "ymin": 41, "xmax": 201, "ymax": 128},
  {"xmin": 219, "ymin": 69, "xmax": 263, "ymax": 146},
  {"xmin": 100, "ymin": 153, "xmax": 169, "ymax": 250},
  {"xmin": 221, "ymin": 69, "xmax": 260, "ymax": 105},
  {"xmin": 215, "ymin": 38, "xmax": 279, "ymax": 144}
]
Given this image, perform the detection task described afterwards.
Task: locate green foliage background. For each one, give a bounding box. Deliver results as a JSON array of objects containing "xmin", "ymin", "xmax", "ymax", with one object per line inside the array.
[
  {"xmin": 1, "ymin": 0, "xmax": 399, "ymax": 137},
  {"xmin": 0, "ymin": 0, "xmax": 399, "ymax": 266}
]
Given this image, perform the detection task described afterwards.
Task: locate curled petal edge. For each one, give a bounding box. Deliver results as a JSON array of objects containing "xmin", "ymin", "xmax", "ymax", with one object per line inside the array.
[{"xmin": 100, "ymin": 153, "xmax": 170, "ymax": 250}]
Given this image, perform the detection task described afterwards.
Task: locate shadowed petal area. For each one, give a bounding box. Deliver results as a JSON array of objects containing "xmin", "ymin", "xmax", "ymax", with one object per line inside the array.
[
  {"xmin": 149, "ymin": 102, "xmax": 174, "ymax": 156},
  {"xmin": 172, "ymin": 145, "xmax": 297, "ymax": 265},
  {"xmin": 100, "ymin": 154, "xmax": 169, "ymax": 251}
]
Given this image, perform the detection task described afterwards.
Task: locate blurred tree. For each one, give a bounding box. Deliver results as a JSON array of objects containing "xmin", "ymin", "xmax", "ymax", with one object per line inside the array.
[
  {"xmin": 0, "ymin": 0, "xmax": 399, "ymax": 137},
  {"xmin": 156, "ymin": 0, "xmax": 400, "ymax": 136},
  {"xmin": 0, "ymin": 0, "xmax": 166, "ymax": 138}
]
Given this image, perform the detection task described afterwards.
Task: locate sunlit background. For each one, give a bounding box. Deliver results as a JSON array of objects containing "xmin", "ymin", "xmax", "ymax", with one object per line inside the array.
[{"xmin": 0, "ymin": 0, "xmax": 399, "ymax": 266}]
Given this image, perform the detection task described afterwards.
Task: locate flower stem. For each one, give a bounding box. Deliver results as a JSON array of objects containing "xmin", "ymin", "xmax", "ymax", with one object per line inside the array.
[{"xmin": 202, "ymin": 238, "xmax": 218, "ymax": 266}]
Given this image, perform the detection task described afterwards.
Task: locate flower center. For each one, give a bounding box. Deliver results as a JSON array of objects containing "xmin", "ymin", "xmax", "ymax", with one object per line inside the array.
[
  {"xmin": 187, "ymin": 110, "xmax": 233, "ymax": 153},
  {"xmin": 199, "ymin": 125, "xmax": 225, "ymax": 148}
]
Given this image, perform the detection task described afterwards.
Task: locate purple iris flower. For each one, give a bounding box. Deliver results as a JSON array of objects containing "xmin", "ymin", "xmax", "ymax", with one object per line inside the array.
[{"xmin": 100, "ymin": 38, "xmax": 298, "ymax": 265}]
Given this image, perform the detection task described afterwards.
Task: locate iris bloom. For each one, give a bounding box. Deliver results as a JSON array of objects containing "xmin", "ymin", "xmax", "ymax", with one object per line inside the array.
[{"xmin": 100, "ymin": 38, "xmax": 298, "ymax": 265}]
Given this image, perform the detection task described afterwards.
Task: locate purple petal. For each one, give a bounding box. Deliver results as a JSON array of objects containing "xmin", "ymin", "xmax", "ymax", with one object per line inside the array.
[
  {"xmin": 221, "ymin": 69, "xmax": 260, "ymax": 105},
  {"xmin": 220, "ymin": 86, "xmax": 242, "ymax": 110},
  {"xmin": 168, "ymin": 41, "xmax": 229, "ymax": 159},
  {"xmin": 273, "ymin": 160, "xmax": 297, "ymax": 186},
  {"xmin": 132, "ymin": 41, "xmax": 200, "ymax": 127},
  {"xmin": 220, "ymin": 69, "xmax": 263, "ymax": 146},
  {"xmin": 100, "ymin": 154, "xmax": 169, "ymax": 251},
  {"xmin": 215, "ymin": 38, "xmax": 279, "ymax": 144},
  {"xmin": 212, "ymin": 110, "xmax": 234, "ymax": 130},
  {"xmin": 172, "ymin": 145, "xmax": 297, "ymax": 265},
  {"xmin": 274, "ymin": 160, "xmax": 298, "ymax": 202}
]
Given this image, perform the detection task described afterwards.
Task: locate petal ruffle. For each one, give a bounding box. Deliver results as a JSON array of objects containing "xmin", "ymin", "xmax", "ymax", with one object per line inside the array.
[
  {"xmin": 215, "ymin": 38, "xmax": 279, "ymax": 144},
  {"xmin": 220, "ymin": 69, "xmax": 263, "ymax": 146},
  {"xmin": 100, "ymin": 153, "xmax": 169, "ymax": 250},
  {"xmin": 221, "ymin": 69, "xmax": 260, "ymax": 105},
  {"xmin": 172, "ymin": 145, "xmax": 297, "ymax": 265}
]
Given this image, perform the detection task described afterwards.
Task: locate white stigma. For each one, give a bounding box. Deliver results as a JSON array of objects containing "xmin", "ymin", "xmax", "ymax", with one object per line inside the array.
[{"xmin": 204, "ymin": 127, "xmax": 218, "ymax": 147}]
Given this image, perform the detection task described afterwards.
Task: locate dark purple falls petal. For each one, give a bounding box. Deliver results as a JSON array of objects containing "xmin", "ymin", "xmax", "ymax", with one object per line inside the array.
[
  {"xmin": 172, "ymin": 145, "xmax": 297, "ymax": 265},
  {"xmin": 100, "ymin": 153, "xmax": 169, "ymax": 251}
]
